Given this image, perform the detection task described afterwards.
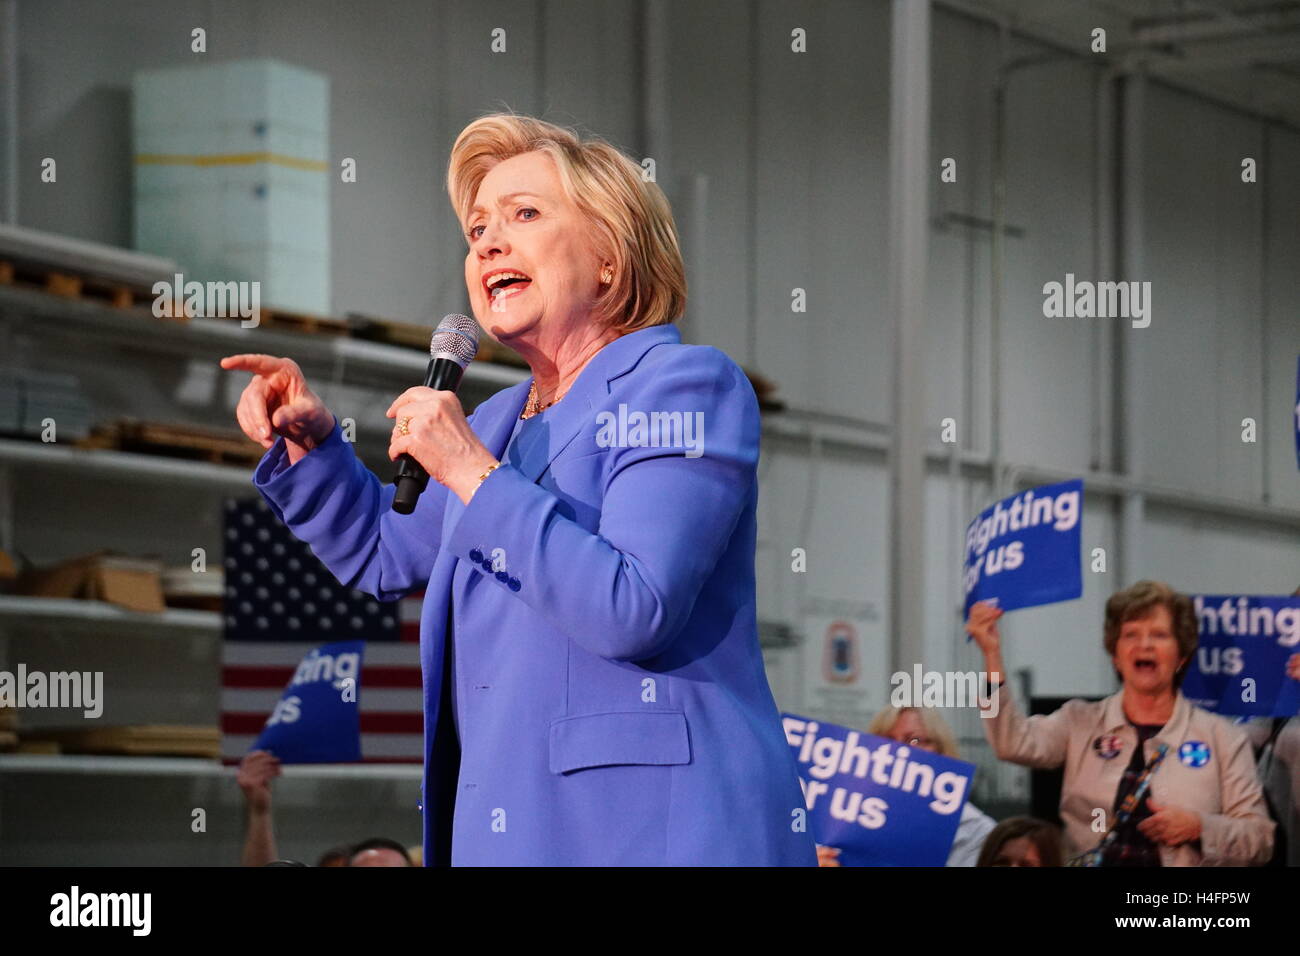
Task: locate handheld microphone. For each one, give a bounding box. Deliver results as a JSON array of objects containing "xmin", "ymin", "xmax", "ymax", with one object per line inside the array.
[{"xmin": 392, "ymin": 313, "xmax": 480, "ymax": 514}]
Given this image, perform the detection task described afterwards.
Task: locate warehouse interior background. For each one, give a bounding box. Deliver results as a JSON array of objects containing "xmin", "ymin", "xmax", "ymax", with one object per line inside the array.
[{"xmin": 0, "ymin": 0, "xmax": 1297, "ymax": 864}]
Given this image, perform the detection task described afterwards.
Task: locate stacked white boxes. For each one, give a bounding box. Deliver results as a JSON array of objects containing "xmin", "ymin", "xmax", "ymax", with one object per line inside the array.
[{"xmin": 132, "ymin": 59, "xmax": 330, "ymax": 316}]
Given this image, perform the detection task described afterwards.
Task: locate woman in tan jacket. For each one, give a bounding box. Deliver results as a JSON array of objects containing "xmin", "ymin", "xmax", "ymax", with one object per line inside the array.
[{"xmin": 966, "ymin": 580, "xmax": 1273, "ymax": 866}]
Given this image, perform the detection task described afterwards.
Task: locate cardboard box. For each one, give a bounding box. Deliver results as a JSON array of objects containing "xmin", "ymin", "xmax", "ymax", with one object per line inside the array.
[
  {"xmin": 21, "ymin": 725, "xmax": 219, "ymax": 759},
  {"xmin": 0, "ymin": 548, "xmax": 16, "ymax": 594},
  {"xmin": 161, "ymin": 565, "xmax": 224, "ymax": 612},
  {"xmin": 133, "ymin": 59, "xmax": 331, "ymax": 315},
  {"xmin": 14, "ymin": 739, "xmax": 59, "ymax": 754},
  {"xmin": 16, "ymin": 551, "xmax": 166, "ymax": 613}
]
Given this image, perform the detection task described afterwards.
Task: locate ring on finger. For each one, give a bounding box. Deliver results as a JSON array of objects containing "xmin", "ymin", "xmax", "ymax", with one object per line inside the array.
[{"xmin": 397, "ymin": 416, "xmax": 412, "ymax": 436}]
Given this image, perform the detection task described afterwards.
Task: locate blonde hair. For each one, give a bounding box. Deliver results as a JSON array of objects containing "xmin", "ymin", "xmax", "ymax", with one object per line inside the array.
[
  {"xmin": 867, "ymin": 706, "xmax": 961, "ymax": 759},
  {"xmin": 447, "ymin": 112, "xmax": 686, "ymax": 333}
]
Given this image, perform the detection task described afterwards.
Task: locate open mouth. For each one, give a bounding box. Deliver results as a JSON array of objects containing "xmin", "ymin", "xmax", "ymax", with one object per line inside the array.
[
  {"xmin": 484, "ymin": 270, "xmax": 533, "ymax": 301},
  {"xmin": 1133, "ymin": 660, "xmax": 1157, "ymax": 672}
]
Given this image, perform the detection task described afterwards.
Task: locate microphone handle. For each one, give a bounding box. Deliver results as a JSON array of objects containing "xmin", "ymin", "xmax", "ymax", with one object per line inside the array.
[{"xmin": 392, "ymin": 358, "xmax": 466, "ymax": 514}]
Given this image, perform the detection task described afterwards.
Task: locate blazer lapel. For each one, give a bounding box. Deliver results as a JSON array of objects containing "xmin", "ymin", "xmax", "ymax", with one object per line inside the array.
[
  {"xmin": 1100, "ymin": 690, "xmax": 1127, "ymax": 734},
  {"xmin": 506, "ymin": 324, "xmax": 681, "ymax": 486},
  {"xmin": 476, "ymin": 380, "xmax": 531, "ymax": 460},
  {"xmin": 1154, "ymin": 692, "xmax": 1192, "ymax": 750}
]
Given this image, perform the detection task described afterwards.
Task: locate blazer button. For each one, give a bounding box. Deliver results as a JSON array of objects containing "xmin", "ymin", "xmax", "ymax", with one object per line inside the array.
[
  {"xmin": 469, "ymin": 548, "xmax": 484, "ymax": 563},
  {"xmin": 495, "ymin": 570, "xmax": 510, "ymax": 584},
  {"xmin": 508, "ymin": 577, "xmax": 521, "ymax": 592}
]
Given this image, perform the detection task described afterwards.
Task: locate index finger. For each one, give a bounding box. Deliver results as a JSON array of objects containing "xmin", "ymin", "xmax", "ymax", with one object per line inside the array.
[
  {"xmin": 220, "ymin": 353, "xmax": 284, "ymax": 375},
  {"xmin": 386, "ymin": 386, "xmax": 436, "ymax": 418}
]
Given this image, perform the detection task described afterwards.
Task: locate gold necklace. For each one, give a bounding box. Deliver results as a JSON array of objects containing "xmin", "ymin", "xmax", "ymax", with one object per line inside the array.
[{"xmin": 521, "ymin": 380, "xmax": 566, "ymax": 419}]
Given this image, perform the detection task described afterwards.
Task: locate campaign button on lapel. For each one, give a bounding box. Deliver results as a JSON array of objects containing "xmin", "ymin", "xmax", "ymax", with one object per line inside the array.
[
  {"xmin": 1093, "ymin": 734, "xmax": 1123, "ymax": 759},
  {"xmin": 1178, "ymin": 740, "xmax": 1211, "ymax": 767}
]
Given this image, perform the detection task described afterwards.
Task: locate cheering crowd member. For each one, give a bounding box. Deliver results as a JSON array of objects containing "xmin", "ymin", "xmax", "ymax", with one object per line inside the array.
[
  {"xmin": 237, "ymin": 749, "xmax": 282, "ymax": 868},
  {"xmin": 976, "ymin": 817, "xmax": 1064, "ymax": 867},
  {"xmin": 814, "ymin": 706, "xmax": 996, "ymax": 867},
  {"xmin": 868, "ymin": 707, "xmax": 997, "ymax": 865},
  {"xmin": 966, "ymin": 580, "xmax": 1274, "ymax": 866},
  {"xmin": 236, "ymin": 750, "xmax": 410, "ymax": 867},
  {"xmin": 346, "ymin": 839, "xmax": 415, "ymax": 867},
  {"xmin": 222, "ymin": 113, "xmax": 815, "ymax": 866}
]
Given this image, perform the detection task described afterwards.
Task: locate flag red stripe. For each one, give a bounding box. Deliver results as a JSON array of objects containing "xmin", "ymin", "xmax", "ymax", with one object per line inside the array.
[
  {"xmin": 222, "ymin": 666, "xmax": 423, "ymax": 689},
  {"xmin": 222, "ymin": 712, "xmax": 425, "ymax": 734}
]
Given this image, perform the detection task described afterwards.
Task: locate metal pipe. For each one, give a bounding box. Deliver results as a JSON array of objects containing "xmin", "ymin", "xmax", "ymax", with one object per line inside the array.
[
  {"xmin": 0, "ymin": 0, "xmax": 18, "ymax": 224},
  {"xmin": 1093, "ymin": 69, "xmax": 1117, "ymax": 474},
  {"xmin": 989, "ymin": 21, "xmax": 1007, "ymax": 498},
  {"xmin": 639, "ymin": 0, "xmax": 670, "ymax": 177},
  {"xmin": 887, "ymin": 0, "xmax": 931, "ymax": 678},
  {"xmin": 990, "ymin": 48, "xmax": 1076, "ymax": 502},
  {"xmin": 934, "ymin": 0, "xmax": 1300, "ymax": 133},
  {"xmin": 1118, "ymin": 71, "xmax": 1147, "ymax": 586},
  {"xmin": 1259, "ymin": 122, "xmax": 1272, "ymax": 505}
]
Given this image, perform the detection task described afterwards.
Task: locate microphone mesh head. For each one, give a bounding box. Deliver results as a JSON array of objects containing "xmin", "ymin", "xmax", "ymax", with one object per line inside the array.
[{"xmin": 429, "ymin": 313, "xmax": 480, "ymax": 368}]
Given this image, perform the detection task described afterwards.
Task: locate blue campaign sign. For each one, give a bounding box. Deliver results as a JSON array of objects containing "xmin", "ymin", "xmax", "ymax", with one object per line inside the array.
[
  {"xmin": 963, "ymin": 478, "xmax": 1083, "ymax": 615},
  {"xmin": 1182, "ymin": 596, "xmax": 1300, "ymax": 718},
  {"xmin": 253, "ymin": 640, "xmax": 364, "ymax": 762},
  {"xmin": 782, "ymin": 713, "xmax": 974, "ymax": 867}
]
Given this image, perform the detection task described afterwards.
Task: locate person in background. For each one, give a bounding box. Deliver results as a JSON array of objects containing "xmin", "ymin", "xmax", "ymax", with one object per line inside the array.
[
  {"xmin": 237, "ymin": 749, "xmax": 282, "ymax": 868},
  {"xmin": 967, "ymin": 580, "xmax": 1274, "ymax": 866},
  {"xmin": 348, "ymin": 837, "xmax": 414, "ymax": 867},
  {"xmin": 815, "ymin": 705, "xmax": 997, "ymax": 867},
  {"xmin": 1240, "ymin": 627, "xmax": 1300, "ymax": 866},
  {"xmin": 236, "ymin": 749, "xmax": 412, "ymax": 867},
  {"xmin": 976, "ymin": 816, "xmax": 1064, "ymax": 867},
  {"xmin": 316, "ymin": 845, "xmax": 351, "ymax": 867}
]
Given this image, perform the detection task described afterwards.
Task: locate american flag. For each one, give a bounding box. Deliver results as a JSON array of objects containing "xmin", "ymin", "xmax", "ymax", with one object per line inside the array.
[{"xmin": 220, "ymin": 497, "xmax": 425, "ymax": 763}]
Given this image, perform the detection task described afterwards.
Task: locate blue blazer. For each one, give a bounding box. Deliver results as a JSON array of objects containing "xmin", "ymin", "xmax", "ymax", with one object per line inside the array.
[{"xmin": 252, "ymin": 323, "xmax": 816, "ymax": 866}]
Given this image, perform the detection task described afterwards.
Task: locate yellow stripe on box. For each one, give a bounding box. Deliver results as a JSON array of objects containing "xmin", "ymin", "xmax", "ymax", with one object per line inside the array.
[{"xmin": 135, "ymin": 152, "xmax": 328, "ymax": 172}]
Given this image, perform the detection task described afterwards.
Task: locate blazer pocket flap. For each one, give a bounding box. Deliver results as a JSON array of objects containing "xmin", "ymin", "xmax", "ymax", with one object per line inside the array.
[{"xmin": 549, "ymin": 711, "xmax": 692, "ymax": 774}]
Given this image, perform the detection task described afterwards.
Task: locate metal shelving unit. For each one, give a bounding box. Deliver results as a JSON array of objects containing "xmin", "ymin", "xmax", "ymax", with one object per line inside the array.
[
  {"xmin": 0, "ymin": 282, "xmax": 529, "ymax": 393},
  {"xmin": 0, "ymin": 436, "xmax": 255, "ymax": 491},
  {"xmin": 0, "ymin": 281, "xmax": 498, "ymax": 800},
  {"xmin": 0, "ymin": 594, "xmax": 220, "ymax": 634}
]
